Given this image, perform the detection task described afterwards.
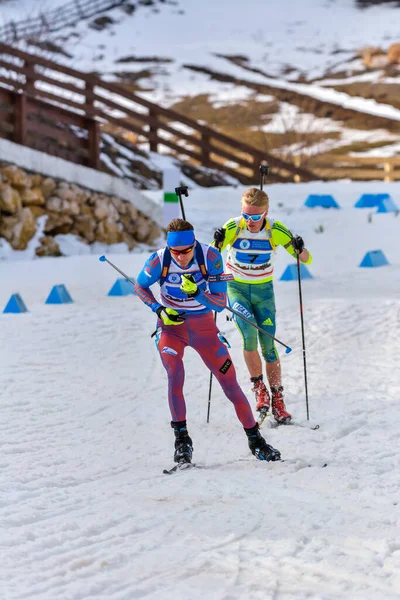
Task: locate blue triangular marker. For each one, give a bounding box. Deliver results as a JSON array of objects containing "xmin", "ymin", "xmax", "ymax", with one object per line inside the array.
[
  {"xmin": 280, "ymin": 264, "xmax": 313, "ymax": 281},
  {"xmin": 305, "ymin": 194, "xmax": 340, "ymax": 208},
  {"xmin": 354, "ymin": 193, "xmax": 389, "ymax": 208},
  {"xmin": 45, "ymin": 284, "xmax": 74, "ymax": 304},
  {"xmin": 359, "ymin": 250, "xmax": 389, "ymax": 268},
  {"xmin": 108, "ymin": 278, "xmax": 136, "ymax": 296},
  {"xmin": 376, "ymin": 197, "xmax": 398, "ymax": 213},
  {"xmin": 304, "ymin": 194, "xmax": 321, "ymax": 208},
  {"xmin": 3, "ymin": 293, "xmax": 28, "ymax": 314}
]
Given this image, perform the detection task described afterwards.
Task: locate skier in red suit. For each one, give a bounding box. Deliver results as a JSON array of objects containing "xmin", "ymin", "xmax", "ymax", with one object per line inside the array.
[{"xmin": 135, "ymin": 218, "xmax": 281, "ymax": 466}]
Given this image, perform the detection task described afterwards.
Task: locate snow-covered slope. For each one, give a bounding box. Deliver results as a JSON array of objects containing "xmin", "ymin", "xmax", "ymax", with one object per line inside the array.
[
  {"xmin": 1, "ymin": 181, "xmax": 400, "ymax": 599},
  {"xmin": 1, "ymin": 0, "xmax": 400, "ymax": 166},
  {"xmin": 3, "ymin": 0, "xmax": 399, "ymax": 90},
  {"xmin": 1, "ymin": 0, "xmax": 399, "ymax": 105}
]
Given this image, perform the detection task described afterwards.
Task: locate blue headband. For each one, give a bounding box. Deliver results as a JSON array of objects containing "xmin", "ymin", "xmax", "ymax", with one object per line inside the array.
[{"xmin": 167, "ymin": 230, "xmax": 195, "ymax": 247}]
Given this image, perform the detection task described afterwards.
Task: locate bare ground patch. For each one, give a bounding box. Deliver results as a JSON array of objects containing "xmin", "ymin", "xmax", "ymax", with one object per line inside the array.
[
  {"xmin": 183, "ymin": 64, "xmax": 400, "ymax": 134},
  {"xmin": 330, "ymin": 82, "xmax": 400, "ymax": 111}
]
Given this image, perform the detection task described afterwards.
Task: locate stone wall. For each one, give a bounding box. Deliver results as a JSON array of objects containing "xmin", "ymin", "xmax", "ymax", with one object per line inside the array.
[{"xmin": 0, "ymin": 164, "xmax": 161, "ymax": 256}]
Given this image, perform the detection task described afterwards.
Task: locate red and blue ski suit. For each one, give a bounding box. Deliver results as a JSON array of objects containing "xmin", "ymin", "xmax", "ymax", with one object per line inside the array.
[{"xmin": 135, "ymin": 242, "xmax": 257, "ymax": 428}]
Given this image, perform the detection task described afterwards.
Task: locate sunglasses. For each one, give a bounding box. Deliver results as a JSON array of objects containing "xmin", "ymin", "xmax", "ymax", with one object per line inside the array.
[
  {"xmin": 241, "ymin": 212, "xmax": 265, "ymax": 222},
  {"xmin": 169, "ymin": 244, "xmax": 195, "ymax": 255}
]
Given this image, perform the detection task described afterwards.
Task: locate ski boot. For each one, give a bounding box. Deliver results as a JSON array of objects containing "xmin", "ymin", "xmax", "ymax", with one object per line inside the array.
[
  {"xmin": 251, "ymin": 375, "xmax": 271, "ymax": 412},
  {"xmin": 244, "ymin": 423, "xmax": 281, "ymax": 461},
  {"xmin": 271, "ymin": 386, "xmax": 292, "ymax": 424},
  {"xmin": 251, "ymin": 375, "xmax": 271, "ymax": 423},
  {"xmin": 171, "ymin": 420, "xmax": 193, "ymax": 464}
]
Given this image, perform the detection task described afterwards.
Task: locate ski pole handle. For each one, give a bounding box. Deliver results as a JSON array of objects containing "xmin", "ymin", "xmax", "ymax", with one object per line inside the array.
[
  {"xmin": 259, "ymin": 163, "xmax": 269, "ymax": 191},
  {"xmin": 175, "ymin": 186, "xmax": 188, "ymax": 220}
]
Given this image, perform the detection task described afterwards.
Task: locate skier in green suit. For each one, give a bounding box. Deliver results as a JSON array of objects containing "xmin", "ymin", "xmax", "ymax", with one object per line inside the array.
[{"xmin": 213, "ymin": 187, "xmax": 312, "ymax": 424}]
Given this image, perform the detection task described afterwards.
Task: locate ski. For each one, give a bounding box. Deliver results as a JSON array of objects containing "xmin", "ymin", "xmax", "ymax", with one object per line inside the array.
[
  {"xmin": 291, "ymin": 421, "xmax": 319, "ymax": 430},
  {"xmin": 278, "ymin": 421, "xmax": 319, "ymax": 430},
  {"xmin": 280, "ymin": 459, "xmax": 328, "ymax": 468},
  {"xmin": 259, "ymin": 414, "xmax": 320, "ymax": 431},
  {"xmin": 163, "ymin": 458, "xmax": 326, "ymax": 473},
  {"xmin": 163, "ymin": 462, "xmax": 196, "ymax": 475}
]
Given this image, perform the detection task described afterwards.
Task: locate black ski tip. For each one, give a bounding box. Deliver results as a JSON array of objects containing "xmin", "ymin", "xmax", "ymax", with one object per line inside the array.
[
  {"xmin": 285, "ymin": 421, "xmax": 320, "ymax": 430},
  {"xmin": 277, "ymin": 417, "xmax": 292, "ymax": 425},
  {"xmin": 163, "ymin": 467, "xmax": 177, "ymax": 475},
  {"xmin": 163, "ymin": 462, "xmax": 195, "ymax": 475},
  {"xmin": 279, "ymin": 460, "xmax": 328, "ymax": 468}
]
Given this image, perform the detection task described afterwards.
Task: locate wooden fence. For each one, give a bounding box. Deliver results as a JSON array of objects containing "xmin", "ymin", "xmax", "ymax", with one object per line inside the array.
[
  {"xmin": 312, "ymin": 155, "xmax": 400, "ymax": 182},
  {"xmin": 0, "ymin": 86, "xmax": 97, "ymax": 166},
  {"xmin": 0, "ymin": 0, "xmax": 127, "ymax": 43},
  {"xmin": 0, "ymin": 43, "xmax": 397, "ymax": 183},
  {"xmin": 0, "ymin": 42, "xmax": 318, "ymax": 184}
]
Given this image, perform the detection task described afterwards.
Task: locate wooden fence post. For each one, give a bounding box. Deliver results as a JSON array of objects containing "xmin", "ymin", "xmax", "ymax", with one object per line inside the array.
[
  {"xmin": 14, "ymin": 93, "xmax": 28, "ymax": 145},
  {"xmin": 24, "ymin": 59, "xmax": 35, "ymax": 95},
  {"xmin": 252, "ymin": 155, "xmax": 260, "ymax": 182},
  {"xmin": 40, "ymin": 13, "xmax": 49, "ymax": 36},
  {"xmin": 148, "ymin": 108, "xmax": 158, "ymax": 152},
  {"xmin": 11, "ymin": 21, "xmax": 18, "ymax": 43},
  {"xmin": 84, "ymin": 81, "xmax": 100, "ymax": 168},
  {"xmin": 85, "ymin": 80, "xmax": 95, "ymax": 115},
  {"xmin": 293, "ymin": 155, "xmax": 301, "ymax": 183},
  {"xmin": 201, "ymin": 132, "xmax": 210, "ymax": 167},
  {"xmin": 383, "ymin": 161, "xmax": 393, "ymax": 182},
  {"xmin": 87, "ymin": 118, "xmax": 100, "ymax": 170}
]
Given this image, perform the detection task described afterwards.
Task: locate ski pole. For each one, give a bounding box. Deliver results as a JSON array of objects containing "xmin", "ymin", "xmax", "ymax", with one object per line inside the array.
[
  {"xmin": 99, "ymin": 255, "xmax": 136, "ymax": 287},
  {"xmin": 259, "ymin": 163, "xmax": 269, "ymax": 191},
  {"xmin": 206, "ymin": 239, "xmax": 223, "ymax": 424},
  {"xmin": 99, "ymin": 256, "xmax": 164, "ymax": 340},
  {"xmin": 206, "ymin": 316, "xmax": 215, "ymax": 424},
  {"xmin": 175, "ymin": 185, "xmax": 188, "ymax": 220},
  {"xmin": 226, "ymin": 306, "xmax": 292, "ymax": 353},
  {"xmin": 296, "ymin": 252, "xmax": 310, "ymax": 420}
]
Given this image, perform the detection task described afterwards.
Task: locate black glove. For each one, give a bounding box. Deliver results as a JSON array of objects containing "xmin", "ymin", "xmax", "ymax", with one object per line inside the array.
[
  {"xmin": 213, "ymin": 228, "xmax": 225, "ymax": 248},
  {"xmin": 292, "ymin": 235, "xmax": 304, "ymax": 253}
]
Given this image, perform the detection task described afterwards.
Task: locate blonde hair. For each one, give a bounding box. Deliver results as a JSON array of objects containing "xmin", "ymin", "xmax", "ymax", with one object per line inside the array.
[{"xmin": 241, "ymin": 188, "xmax": 269, "ymax": 210}]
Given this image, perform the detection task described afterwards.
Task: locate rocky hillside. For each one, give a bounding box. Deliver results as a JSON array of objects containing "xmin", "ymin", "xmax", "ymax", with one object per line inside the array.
[{"xmin": 0, "ymin": 164, "xmax": 161, "ymax": 256}]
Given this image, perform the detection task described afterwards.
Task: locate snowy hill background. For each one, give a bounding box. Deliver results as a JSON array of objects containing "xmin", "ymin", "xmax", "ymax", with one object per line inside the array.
[
  {"xmin": 1, "ymin": 0, "xmax": 400, "ymax": 166},
  {"xmin": 1, "ymin": 0, "xmax": 399, "ymax": 94}
]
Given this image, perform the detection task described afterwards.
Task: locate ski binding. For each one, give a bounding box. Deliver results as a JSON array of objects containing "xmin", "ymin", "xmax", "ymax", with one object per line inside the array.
[{"xmin": 257, "ymin": 406, "xmax": 272, "ymax": 426}]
